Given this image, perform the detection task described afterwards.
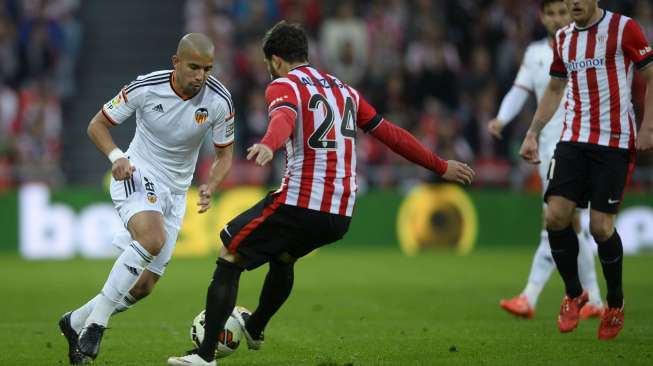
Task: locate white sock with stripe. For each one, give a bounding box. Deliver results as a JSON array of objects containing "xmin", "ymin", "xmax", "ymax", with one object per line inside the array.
[
  {"xmin": 85, "ymin": 241, "xmax": 153, "ymax": 328},
  {"xmin": 71, "ymin": 293, "xmax": 138, "ymax": 333},
  {"xmin": 522, "ymin": 230, "xmax": 555, "ymax": 307}
]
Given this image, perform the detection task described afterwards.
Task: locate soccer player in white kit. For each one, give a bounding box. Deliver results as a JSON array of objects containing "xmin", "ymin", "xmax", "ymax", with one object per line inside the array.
[
  {"xmin": 57, "ymin": 33, "xmax": 235, "ymax": 364},
  {"xmin": 488, "ymin": 0, "xmax": 603, "ymax": 319}
]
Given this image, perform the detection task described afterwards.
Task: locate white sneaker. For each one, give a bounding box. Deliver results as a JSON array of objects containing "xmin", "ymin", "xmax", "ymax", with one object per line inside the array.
[
  {"xmin": 167, "ymin": 354, "xmax": 216, "ymax": 366},
  {"xmin": 231, "ymin": 307, "xmax": 263, "ymax": 350}
]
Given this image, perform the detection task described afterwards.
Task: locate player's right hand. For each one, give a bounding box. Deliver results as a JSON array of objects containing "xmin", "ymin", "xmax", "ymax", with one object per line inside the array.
[
  {"xmin": 112, "ymin": 157, "xmax": 135, "ymax": 180},
  {"xmin": 487, "ymin": 118, "xmax": 505, "ymax": 139},
  {"xmin": 246, "ymin": 143, "xmax": 273, "ymax": 166},
  {"xmin": 442, "ymin": 160, "xmax": 475, "ymax": 185},
  {"xmin": 519, "ymin": 132, "xmax": 540, "ymax": 164}
]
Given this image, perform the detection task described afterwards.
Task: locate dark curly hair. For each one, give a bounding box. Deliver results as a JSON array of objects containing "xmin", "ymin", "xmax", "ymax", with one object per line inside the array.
[{"xmin": 262, "ymin": 21, "xmax": 309, "ymax": 63}]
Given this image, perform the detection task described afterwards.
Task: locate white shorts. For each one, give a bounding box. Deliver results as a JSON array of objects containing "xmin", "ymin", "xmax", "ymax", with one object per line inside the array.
[
  {"xmin": 109, "ymin": 167, "xmax": 186, "ymax": 276},
  {"xmin": 538, "ymin": 139, "xmax": 558, "ymax": 195}
]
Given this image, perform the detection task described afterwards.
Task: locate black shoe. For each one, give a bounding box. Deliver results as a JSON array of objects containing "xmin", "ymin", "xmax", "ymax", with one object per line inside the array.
[
  {"xmin": 78, "ymin": 323, "xmax": 106, "ymax": 360},
  {"xmin": 58, "ymin": 312, "xmax": 90, "ymax": 365}
]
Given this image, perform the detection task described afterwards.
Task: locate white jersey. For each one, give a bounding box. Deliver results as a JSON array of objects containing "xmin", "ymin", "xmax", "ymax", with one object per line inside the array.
[
  {"xmin": 514, "ymin": 38, "xmax": 567, "ymax": 148},
  {"xmin": 102, "ymin": 70, "xmax": 234, "ymax": 193}
]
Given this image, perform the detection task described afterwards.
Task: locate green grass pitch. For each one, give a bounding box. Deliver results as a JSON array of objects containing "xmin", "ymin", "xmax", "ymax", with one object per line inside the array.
[{"xmin": 1, "ymin": 247, "xmax": 652, "ymax": 365}]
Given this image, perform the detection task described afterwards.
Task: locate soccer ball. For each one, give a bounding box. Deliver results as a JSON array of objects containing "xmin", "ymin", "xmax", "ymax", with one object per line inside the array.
[{"xmin": 189, "ymin": 306, "xmax": 251, "ymax": 358}]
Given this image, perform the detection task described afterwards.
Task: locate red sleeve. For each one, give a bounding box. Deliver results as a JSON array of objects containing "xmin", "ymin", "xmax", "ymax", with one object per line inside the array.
[
  {"xmin": 265, "ymin": 82, "xmax": 299, "ymax": 114},
  {"xmin": 260, "ymin": 108, "xmax": 295, "ymax": 151},
  {"xmin": 550, "ymin": 33, "xmax": 567, "ymax": 79},
  {"xmin": 356, "ymin": 94, "xmax": 383, "ymax": 132},
  {"xmin": 622, "ymin": 19, "xmax": 653, "ymax": 70},
  {"xmin": 632, "ymin": 70, "xmax": 646, "ymax": 125},
  {"xmin": 370, "ymin": 119, "xmax": 448, "ymax": 176}
]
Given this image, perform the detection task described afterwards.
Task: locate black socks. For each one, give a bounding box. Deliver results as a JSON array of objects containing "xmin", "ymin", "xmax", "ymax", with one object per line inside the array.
[
  {"xmin": 197, "ymin": 258, "xmax": 243, "ymax": 361},
  {"xmin": 246, "ymin": 260, "xmax": 295, "ymax": 339},
  {"xmin": 548, "ymin": 225, "xmax": 583, "ymax": 298},
  {"xmin": 597, "ymin": 231, "xmax": 624, "ymax": 309}
]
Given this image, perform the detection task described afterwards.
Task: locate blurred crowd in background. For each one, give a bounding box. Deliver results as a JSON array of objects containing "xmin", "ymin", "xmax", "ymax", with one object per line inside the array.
[
  {"xmin": 0, "ymin": 0, "xmax": 80, "ymax": 189},
  {"xmin": 187, "ymin": 0, "xmax": 653, "ymax": 193},
  {"xmin": 1, "ymin": 0, "xmax": 652, "ymax": 193}
]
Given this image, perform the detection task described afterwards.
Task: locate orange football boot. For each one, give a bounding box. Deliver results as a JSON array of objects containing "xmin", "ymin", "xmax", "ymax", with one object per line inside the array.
[
  {"xmin": 579, "ymin": 303, "xmax": 604, "ymax": 319},
  {"xmin": 500, "ymin": 295, "xmax": 534, "ymax": 319},
  {"xmin": 598, "ymin": 306, "xmax": 624, "ymax": 340},
  {"xmin": 557, "ymin": 291, "xmax": 588, "ymax": 333}
]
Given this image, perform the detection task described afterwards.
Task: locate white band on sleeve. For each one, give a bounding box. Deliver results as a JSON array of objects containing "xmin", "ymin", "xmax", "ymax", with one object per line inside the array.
[
  {"xmin": 496, "ymin": 86, "xmax": 530, "ymax": 126},
  {"xmin": 108, "ymin": 148, "xmax": 126, "ymax": 163}
]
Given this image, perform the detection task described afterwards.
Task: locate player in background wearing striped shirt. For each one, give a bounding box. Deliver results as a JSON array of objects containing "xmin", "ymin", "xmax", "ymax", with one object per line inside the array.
[
  {"xmin": 58, "ymin": 33, "xmax": 235, "ymax": 363},
  {"xmin": 168, "ymin": 21, "xmax": 475, "ymax": 366},
  {"xmin": 489, "ymin": 0, "xmax": 604, "ymax": 320},
  {"xmin": 520, "ymin": 0, "xmax": 653, "ymax": 340}
]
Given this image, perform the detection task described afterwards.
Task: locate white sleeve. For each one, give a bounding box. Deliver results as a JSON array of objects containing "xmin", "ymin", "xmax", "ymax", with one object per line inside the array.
[
  {"xmin": 101, "ymin": 83, "xmax": 146, "ymax": 125},
  {"xmin": 513, "ymin": 50, "xmax": 535, "ymax": 92},
  {"xmin": 496, "ymin": 86, "xmax": 530, "ymax": 126},
  {"xmin": 212, "ymin": 111, "xmax": 235, "ymax": 147}
]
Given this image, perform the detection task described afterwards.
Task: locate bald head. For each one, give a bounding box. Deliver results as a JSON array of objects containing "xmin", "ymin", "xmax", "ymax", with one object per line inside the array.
[
  {"xmin": 176, "ymin": 33, "xmax": 215, "ymax": 58},
  {"xmin": 172, "ymin": 33, "xmax": 215, "ymax": 97}
]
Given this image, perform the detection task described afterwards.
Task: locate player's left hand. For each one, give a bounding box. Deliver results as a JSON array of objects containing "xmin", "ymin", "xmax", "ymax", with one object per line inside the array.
[
  {"xmin": 246, "ymin": 143, "xmax": 273, "ymax": 166},
  {"xmin": 197, "ymin": 184, "xmax": 212, "ymax": 214},
  {"xmin": 487, "ymin": 118, "xmax": 505, "ymax": 139},
  {"xmin": 635, "ymin": 126, "xmax": 653, "ymax": 151}
]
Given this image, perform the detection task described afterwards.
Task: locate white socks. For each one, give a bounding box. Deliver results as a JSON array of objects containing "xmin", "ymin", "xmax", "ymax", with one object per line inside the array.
[
  {"xmin": 70, "ymin": 293, "xmax": 138, "ymax": 333},
  {"xmin": 523, "ymin": 230, "xmax": 555, "ymax": 307},
  {"xmin": 578, "ymin": 233, "xmax": 603, "ymax": 306},
  {"xmin": 84, "ymin": 241, "xmax": 153, "ymax": 327}
]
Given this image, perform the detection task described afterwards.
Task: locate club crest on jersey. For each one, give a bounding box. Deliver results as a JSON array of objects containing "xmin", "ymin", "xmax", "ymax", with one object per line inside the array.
[{"xmin": 195, "ymin": 108, "xmax": 209, "ymax": 124}]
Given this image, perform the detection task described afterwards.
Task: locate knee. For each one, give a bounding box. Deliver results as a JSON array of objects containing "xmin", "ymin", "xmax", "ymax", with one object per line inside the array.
[
  {"xmin": 134, "ymin": 230, "xmax": 166, "ymax": 256},
  {"xmin": 589, "ymin": 219, "xmax": 613, "ymax": 243},
  {"xmin": 545, "ymin": 208, "xmax": 571, "ymax": 231}
]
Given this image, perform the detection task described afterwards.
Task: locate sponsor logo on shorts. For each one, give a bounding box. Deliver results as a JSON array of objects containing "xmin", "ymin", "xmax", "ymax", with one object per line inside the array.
[
  {"xmin": 144, "ymin": 177, "xmax": 157, "ymax": 204},
  {"xmin": 608, "ymin": 198, "xmax": 620, "ymax": 204},
  {"xmin": 195, "ymin": 107, "xmax": 209, "ymax": 124}
]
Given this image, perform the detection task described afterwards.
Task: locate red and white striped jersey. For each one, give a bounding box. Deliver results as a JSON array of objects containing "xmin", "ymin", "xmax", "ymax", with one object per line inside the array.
[
  {"xmin": 550, "ymin": 10, "xmax": 653, "ymax": 150},
  {"xmin": 264, "ymin": 65, "xmax": 381, "ymax": 217}
]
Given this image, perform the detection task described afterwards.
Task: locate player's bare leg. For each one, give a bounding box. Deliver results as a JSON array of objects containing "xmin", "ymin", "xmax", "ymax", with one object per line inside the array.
[
  {"xmin": 589, "ymin": 210, "xmax": 624, "ymax": 339},
  {"xmin": 77, "ymin": 211, "xmax": 165, "ymax": 359}
]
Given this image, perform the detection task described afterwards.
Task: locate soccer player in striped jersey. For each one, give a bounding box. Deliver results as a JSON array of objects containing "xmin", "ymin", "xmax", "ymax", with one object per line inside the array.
[
  {"xmin": 168, "ymin": 21, "xmax": 475, "ymax": 366},
  {"xmin": 520, "ymin": 0, "xmax": 653, "ymax": 339},
  {"xmin": 58, "ymin": 33, "xmax": 235, "ymax": 363},
  {"xmin": 489, "ymin": 0, "xmax": 604, "ymax": 320}
]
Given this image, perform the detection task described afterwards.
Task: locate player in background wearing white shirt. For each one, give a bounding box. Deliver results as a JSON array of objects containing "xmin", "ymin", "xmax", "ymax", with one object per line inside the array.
[
  {"xmin": 488, "ymin": 0, "xmax": 604, "ymax": 319},
  {"xmin": 57, "ymin": 33, "xmax": 235, "ymax": 364}
]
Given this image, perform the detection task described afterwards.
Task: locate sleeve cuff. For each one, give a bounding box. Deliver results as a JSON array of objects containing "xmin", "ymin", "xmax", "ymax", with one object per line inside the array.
[
  {"xmin": 549, "ymin": 70, "xmax": 568, "ymax": 79},
  {"xmin": 636, "ymin": 53, "xmax": 653, "ymax": 70},
  {"xmin": 269, "ymin": 102, "xmax": 298, "ymax": 114},
  {"xmin": 362, "ymin": 114, "xmax": 383, "ymax": 133},
  {"xmin": 214, "ymin": 141, "xmax": 234, "ymax": 148},
  {"xmin": 101, "ymin": 108, "xmax": 119, "ymax": 125}
]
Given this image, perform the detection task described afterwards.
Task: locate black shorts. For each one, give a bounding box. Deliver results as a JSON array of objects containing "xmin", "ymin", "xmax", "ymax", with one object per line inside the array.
[
  {"xmin": 544, "ymin": 142, "xmax": 635, "ymax": 214},
  {"xmin": 219, "ymin": 192, "xmax": 351, "ymax": 270}
]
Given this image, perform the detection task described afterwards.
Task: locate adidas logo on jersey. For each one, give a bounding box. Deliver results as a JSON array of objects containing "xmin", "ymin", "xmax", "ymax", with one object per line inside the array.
[{"xmin": 152, "ymin": 104, "xmax": 164, "ymax": 113}]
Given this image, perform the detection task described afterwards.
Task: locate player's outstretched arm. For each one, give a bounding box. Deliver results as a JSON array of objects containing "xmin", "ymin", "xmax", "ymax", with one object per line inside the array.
[
  {"xmin": 488, "ymin": 85, "xmax": 530, "ymax": 139},
  {"xmin": 87, "ymin": 110, "xmax": 134, "ymax": 180},
  {"xmin": 197, "ymin": 144, "xmax": 233, "ymax": 214},
  {"xmin": 369, "ymin": 119, "xmax": 475, "ymax": 185},
  {"xmin": 519, "ymin": 77, "xmax": 566, "ymax": 164},
  {"xmin": 246, "ymin": 107, "xmax": 296, "ymax": 166},
  {"xmin": 635, "ymin": 64, "xmax": 653, "ymax": 150}
]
